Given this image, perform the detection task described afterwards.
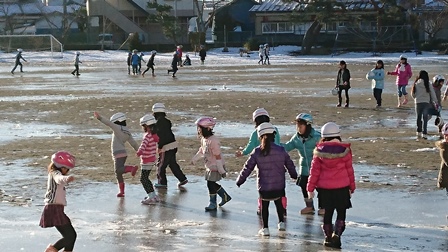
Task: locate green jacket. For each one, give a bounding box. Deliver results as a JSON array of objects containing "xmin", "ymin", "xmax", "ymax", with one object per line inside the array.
[
  {"xmin": 282, "ymin": 128, "xmax": 320, "ymax": 176},
  {"xmin": 241, "ymin": 127, "xmax": 280, "ymax": 156}
]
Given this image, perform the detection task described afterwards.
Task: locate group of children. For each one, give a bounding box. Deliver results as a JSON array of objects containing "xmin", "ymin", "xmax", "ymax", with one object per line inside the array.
[{"xmin": 257, "ymin": 43, "xmax": 270, "ymax": 65}]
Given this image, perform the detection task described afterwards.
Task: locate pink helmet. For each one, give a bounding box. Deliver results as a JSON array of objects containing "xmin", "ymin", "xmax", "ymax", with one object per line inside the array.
[
  {"xmin": 51, "ymin": 151, "xmax": 76, "ymax": 169},
  {"xmin": 195, "ymin": 117, "xmax": 216, "ymax": 129},
  {"xmin": 442, "ymin": 123, "xmax": 448, "ymax": 135}
]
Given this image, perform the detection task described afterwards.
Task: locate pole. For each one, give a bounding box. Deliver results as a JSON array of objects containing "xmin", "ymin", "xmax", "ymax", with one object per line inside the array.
[
  {"xmin": 222, "ymin": 24, "xmax": 228, "ymax": 52},
  {"xmin": 101, "ymin": 16, "xmax": 105, "ymax": 51}
]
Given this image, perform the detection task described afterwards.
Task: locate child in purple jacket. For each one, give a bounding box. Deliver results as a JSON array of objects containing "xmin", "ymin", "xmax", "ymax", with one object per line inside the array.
[{"xmin": 236, "ymin": 122, "xmax": 298, "ymax": 236}]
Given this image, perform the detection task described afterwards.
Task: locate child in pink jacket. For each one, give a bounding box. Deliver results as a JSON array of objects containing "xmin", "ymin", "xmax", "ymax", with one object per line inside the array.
[
  {"xmin": 387, "ymin": 54, "xmax": 413, "ymax": 107},
  {"xmin": 307, "ymin": 122, "xmax": 355, "ymax": 249}
]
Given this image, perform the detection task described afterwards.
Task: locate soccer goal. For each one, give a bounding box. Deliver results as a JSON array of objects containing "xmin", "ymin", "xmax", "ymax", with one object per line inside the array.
[{"xmin": 0, "ymin": 34, "xmax": 64, "ymax": 58}]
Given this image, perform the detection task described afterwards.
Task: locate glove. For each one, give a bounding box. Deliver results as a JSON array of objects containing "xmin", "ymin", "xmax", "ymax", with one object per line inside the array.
[
  {"xmin": 308, "ymin": 191, "xmax": 315, "ymax": 199},
  {"xmin": 216, "ymin": 160, "xmax": 226, "ymax": 174}
]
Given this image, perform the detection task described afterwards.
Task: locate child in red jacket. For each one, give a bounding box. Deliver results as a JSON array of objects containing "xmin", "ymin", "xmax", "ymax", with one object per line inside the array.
[{"xmin": 307, "ymin": 122, "xmax": 355, "ymax": 249}]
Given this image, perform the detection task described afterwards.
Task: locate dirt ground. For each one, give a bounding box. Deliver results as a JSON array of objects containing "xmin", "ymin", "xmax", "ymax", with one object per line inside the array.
[{"xmin": 0, "ymin": 61, "xmax": 443, "ymax": 191}]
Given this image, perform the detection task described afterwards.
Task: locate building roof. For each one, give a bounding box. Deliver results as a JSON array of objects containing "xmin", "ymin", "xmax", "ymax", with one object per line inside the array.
[
  {"xmin": 249, "ymin": 0, "xmax": 383, "ymax": 13},
  {"xmin": 0, "ymin": 2, "xmax": 80, "ymax": 17}
]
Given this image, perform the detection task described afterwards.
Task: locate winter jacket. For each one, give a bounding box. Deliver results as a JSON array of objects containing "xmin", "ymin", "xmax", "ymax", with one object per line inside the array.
[
  {"xmin": 74, "ymin": 55, "xmax": 81, "ymax": 66},
  {"xmin": 146, "ymin": 55, "xmax": 155, "ymax": 67},
  {"xmin": 389, "ymin": 63, "xmax": 412, "ymax": 86},
  {"xmin": 336, "ymin": 69, "xmax": 351, "ymax": 89},
  {"xmin": 307, "ymin": 141, "xmax": 356, "ymax": 192},
  {"xmin": 195, "ymin": 135, "xmax": 226, "ymax": 172},
  {"xmin": 176, "ymin": 49, "xmax": 183, "ymax": 58},
  {"xmin": 131, "ymin": 54, "xmax": 140, "ymax": 66},
  {"xmin": 433, "ymin": 80, "xmax": 443, "ymax": 105},
  {"xmin": 137, "ymin": 133, "xmax": 159, "ymax": 164},
  {"xmin": 241, "ymin": 127, "xmax": 281, "ymax": 156},
  {"xmin": 366, "ymin": 68, "xmax": 385, "ymax": 89},
  {"xmin": 282, "ymin": 128, "xmax": 320, "ymax": 176},
  {"xmin": 411, "ymin": 79, "xmax": 438, "ymax": 104},
  {"xmin": 199, "ymin": 49, "xmax": 206, "ymax": 60},
  {"xmin": 96, "ymin": 115, "xmax": 139, "ymax": 158},
  {"xmin": 156, "ymin": 116, "xmax": 178, "ymax": 151},
  {"xmin": 127, "ymin": 55, "xmax": 131, "ymax": 66},
  {"xmin": 236, "ymin": 144, "xmax": 298, "ymax": 192},
  {"xmin": 44, "ymin": 170, "xmax": 72, "ymax": 206},
  {"xmin": 436, "ymin": 140, "xmax": 448, "ymax": 188},
  {"xmin": 171, "ymin": 55, "xmax": 179, "ymax": 68},
  {"xmin": 15, "ymin": 52, "xmax": 25, "ymax": 64}
]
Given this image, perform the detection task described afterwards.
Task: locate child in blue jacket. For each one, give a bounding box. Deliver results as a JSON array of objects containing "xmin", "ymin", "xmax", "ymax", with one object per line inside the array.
[{"xmin": 366, "ymin": 60, "xmax": 385, "ymax": 108}]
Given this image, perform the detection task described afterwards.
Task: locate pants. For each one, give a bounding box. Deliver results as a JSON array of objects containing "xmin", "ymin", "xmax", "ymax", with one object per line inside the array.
[
  {"xmin": 54, "ymin": 223, "xmax": 77, "ymax": 251},
  {"xmin": 397, "ymin": 85, "xmax": 408, "ymax": 97},
  {"xmin": 298, "ymin": 175, "xmax": 322, "ymax": 208},
  {"xmin": 415, "ymin": 102, "xmax": 430, "ymax": 134},
  {"xmin": 127, "ymin": 65, "xmax": 131, "ymax": 74},
  {"xmin": 323, "ymin": 206, "xmax": 347, "ymax": 225},
  {"xmin": 114, "ymin": 156, "xmax": 128, "ymax": 183},
  {"xmin": 157, "ymin": 148, "xmax": 186, "ymax": 185},
  {"xmin": 138, "ymin": 63, "xmax": 142, "ymax": 72},
  {"xmin": 132, "ymin": 64, "xmax": 138, "ymax": 74},
  {"xmin": 207, "ymin": 181, "xmax": 221, "ymax": 194},
  {"xmin": 258, "ymin": 56, "xmax": 263, "ymax": 64},
  {"xmin": 142, "ymin": 66, "xmax": 154, "ymax": 75},
  {"xmin": 11, "ymin": 62, "xmax": 23, "ymax": 73},
  {"xmin": 373, "ymin": 88, "xmax": 382, "ymax": 106},
  {"xmin": 261, "ymin": 198, "xmax": 284, "ymax": 228},
  {"xmin": 168, "ymin": 67, "xmax": 178, "ymax": 76},
  {"xmin": 140, "ymin": 169, "xmax": 155, "ymax": 194},
  {"xmin": 338, "ymin": 87, "xmax": 349, "ymax": 105},
  {"xmin": 71, "ymin": 64, "xmax": 79, "ymax": 75},
  {"xmin": 264, "ymin": 56, "xmax": 270, "ymax": 65}
]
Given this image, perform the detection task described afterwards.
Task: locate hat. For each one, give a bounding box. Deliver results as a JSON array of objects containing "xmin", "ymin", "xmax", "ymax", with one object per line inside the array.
[
  {"xmin": 252, "ymin": 108, "xmax": 269, "ymax": 122},
  {"xmin": 321, "ymin": 122, "xmax": 340, "ymax": 138},
  {"xmin": 152, "ymin": 103, "xmax": 166, "ymax": 113},
  {"xmin": 400, "ymin": 54, "xmax": 407, "ymax": 60},
  {"xmin": 195, "ymin": 117, "xmax": 216, "ymax": 129},
  {"xmin": 257, "ymin": 122, "xmax": 275, "ymax": 137}
]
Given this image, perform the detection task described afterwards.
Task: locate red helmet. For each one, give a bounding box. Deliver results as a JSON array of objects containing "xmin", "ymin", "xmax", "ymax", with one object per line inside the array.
[{"xmin": 51, "ymin": 151, "xmax": 76, "ymax": 169}]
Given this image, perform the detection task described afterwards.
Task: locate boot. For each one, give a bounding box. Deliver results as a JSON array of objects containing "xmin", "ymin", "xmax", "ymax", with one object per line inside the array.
[
  {"xmin": 45, "ymin": 244, "xmax": 58, "ymax": 252},
  {"xmin": 117, "ymin": 182, "xmax": 125, "ymax": 197},
  {"xmin": 300, "ymin": 199, "xmax": 315, "ymax": 214},
  {"xmin": 282, "ymin": 196, "xmax": 287, "ymax": 216},
  {"xmin": 331, "ymin": 220, "xmax": 346, "ymax": 248},
  {"xmin": 205, "ymin": 194, "xmax": 217, "ymax": 211},
  {"xmin": 216, "ymin": 187, "xmax": 232, "ymax": 207},
  {"xmin": 322, "ymin": 224, "xmax": 334, "ymax": 247},
  {"xmin": 402, "ymin": 95, "xmax": 409, "ymax": 105},
  {"xmin": 256, "ymin": 198, "xmax": 262, "ymax": 215},
  {"xmin": 124, "ymin": 165, "xmax": 138, "ymax": 176}
]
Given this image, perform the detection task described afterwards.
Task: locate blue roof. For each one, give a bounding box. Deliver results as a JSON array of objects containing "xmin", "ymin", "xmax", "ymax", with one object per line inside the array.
[{"xmin": 250, "ymin": 0, "xmax": 382, "ymax": 13}]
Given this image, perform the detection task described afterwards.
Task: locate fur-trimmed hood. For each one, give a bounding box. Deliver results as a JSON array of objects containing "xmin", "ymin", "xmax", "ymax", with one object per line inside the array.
[{"xmin": 313, "ymin": 141, "xmax": 351, "ymax": 159}]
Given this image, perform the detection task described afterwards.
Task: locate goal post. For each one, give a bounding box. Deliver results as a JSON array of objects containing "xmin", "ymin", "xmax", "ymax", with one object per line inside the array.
[{"xmin": 0, "ymin": 34, "xmax": 64, "ymax": 58}]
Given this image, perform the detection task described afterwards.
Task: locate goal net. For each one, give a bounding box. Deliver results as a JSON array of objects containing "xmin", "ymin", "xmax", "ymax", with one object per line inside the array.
[
  {"xmin": 332, "ymin": 25, "xmax": 417, "ymax": 56},
  {"xmin": 0, "ymin": 34, "xmax": 63, "ymax": 58}
]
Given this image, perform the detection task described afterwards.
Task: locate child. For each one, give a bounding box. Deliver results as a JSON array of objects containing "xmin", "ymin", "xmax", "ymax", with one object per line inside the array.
[
  {"xmin": 436, "ymin": 123, "xmax": 448, "ymax": 198},
  {"xmin": 93, "ymin": 111, "xmax": 139, "ymax": 197},
  {"xmin": 191, "ymin": 117, "xmax": 231, "ymax": 211},
  {"xmin": 138, "ymin": 52, "xmax": 146, "ymax": 73},
  {"xmin": 71, "ymin": 51, "xmax": 82, "ymax": 76},
  {"xmin": 411, "ymin": 70, "xmax": 438, "ymax": 140},
  {"xmin": 131, "ymin": 49, "xmax": 140, "ymax": 75},
  {"xmin": 336, "ymin": 60, "xmax": 351, "ymax": 107},
  {"xmin": 235, "ymin": 108, "xmax": 286, "ymax": 216},
  {"xmin": 39, "ymin": 151, "xmax": 77, "ymax": 252},
  {"xmin": 236, "ymin": 122, "xmax": 298, "ymax": 236},
  {"xmin": 183, "ymin": 53, "xmax": 191, "ymax": 66},
  {"xmin": 199, "ymin": 45, "xmax": 206, "ymax": 64},
  {"xmin": 387, "ymin": 55, "xmax": 413, "ymax": 107},
  {"xmin": 307, "ymin": 122, "xmax": 355, "ymax": 249},
  {"xmin": 167, "ymin": 52, "xmax": 179, "ymax": 78},
  {"xmin": 137, "ymin": 114, "xmax": 160, "ymax": 205},
  {"xmin": 263, "ymin": 43, "xmax": 270, "ymax": 65},
  {"xmin": 257, "ymin": 44, "xmax": 264, "ymax": 65},
  {"xmin": 366, "ymin": 60, "xmax": 385, "ymax": 108},
  {"xmin": 142, "ymin": 50, "xmax": 156, "ymax": 77},
  {"xmin": 282, "ymin": 113, "xmax": 322, "ymax": 215},
  {"xmin": 11, "ymin": 48, "xmax": 27, "ymax": 74},
  {"xmin": 127, "ymin": 52, "xmax": 132, "ymax": 75},
  {"xmin": 176, "ymin": 45, "xmax": 183, "ymax": 67},
  {"xmin": 432, "ymin": 75, "xmax": 445, "ymax": 138},
  {"xmin": 152, "ymin": 103, "xmax": 188, "ymax": 188}
]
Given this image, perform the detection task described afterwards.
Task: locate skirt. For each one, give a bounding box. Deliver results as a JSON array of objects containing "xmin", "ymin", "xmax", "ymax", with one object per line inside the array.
[
  {"xmin": 259, "ymin": 189, "xmax": 285, "ymax": 201},
  {"xmin": 204, "ymin": 170, "xmax": 221, "ymax": 182},
  {"xmin": 317, "ymin": 187, "xmax": 352, "ymax": 209},
  {"xmin": 39, "ymin": 204, "xmax": 71, "ymax": 228}
]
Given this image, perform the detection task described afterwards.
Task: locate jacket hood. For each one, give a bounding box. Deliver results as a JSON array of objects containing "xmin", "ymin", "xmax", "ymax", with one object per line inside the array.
[{"xmin": 313, "ymin": 142, "xmax": 351, "ymax": 159}]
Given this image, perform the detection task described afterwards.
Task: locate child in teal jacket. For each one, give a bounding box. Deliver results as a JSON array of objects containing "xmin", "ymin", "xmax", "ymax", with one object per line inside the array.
[{"xmin": 366, "ymin": 60, "xmax": 385, "ymax": 108}]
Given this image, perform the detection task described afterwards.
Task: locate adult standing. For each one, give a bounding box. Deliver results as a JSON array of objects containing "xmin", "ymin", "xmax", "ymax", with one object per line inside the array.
[
  {"xmin": 336, "ymin": 61, "xmax": 351, "ymax": 107},
  {"xmin": 11, "ymin": 48, "xmax": 27, "ymax": 74}
]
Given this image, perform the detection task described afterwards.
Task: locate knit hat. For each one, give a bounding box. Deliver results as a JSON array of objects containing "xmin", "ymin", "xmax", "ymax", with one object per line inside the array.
[
  {"xmin": 152, "ymin": 103, "xmax": 166, "ymax": 113},
  {"xmin": 257, "ymin": 122, "xmax": 275, "ymax": 137},
  {"xmin": 321, "ymin": 122, "xmax": 340, "ymax": 138}
]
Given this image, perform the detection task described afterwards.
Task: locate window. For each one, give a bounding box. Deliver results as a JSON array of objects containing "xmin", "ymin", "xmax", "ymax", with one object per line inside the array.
[{"xmin": 262, "ymin": 22, "xmax": 294, "ymax": 34}]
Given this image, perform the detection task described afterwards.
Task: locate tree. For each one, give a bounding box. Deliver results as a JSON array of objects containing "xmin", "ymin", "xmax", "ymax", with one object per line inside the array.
[
  {"xmin": 417, "ymin": 0, "xmax": 448, "ymax": 43},
  {"xmin": 147, "ymin": 2, "xmax": 181, "ymax": 45}
]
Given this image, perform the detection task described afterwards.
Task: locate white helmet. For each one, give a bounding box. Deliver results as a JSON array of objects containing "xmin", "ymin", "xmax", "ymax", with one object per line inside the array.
[
  {"xmin": 399, "ymin": 54, "xmax": 407, "ymax": 60},
  {"xmin": 257, "ymin": 122, "xmax": 275, "ymax": 137},
  {"xmin": 76, "ymin": 51, "xmax": 80, "ymax": 55},
  {"xmin": 259, "ymin": 44, "xmax": 263, "ymax": 48},
  {"xmin": 195, "ymin": 117, "xmax": 216, "ymax": 129},
  {"xmin": 152, "ymin": 103, "xmax": 166, "ymax": 113},
  {"xmin": 433, "ymin": 75, "xmax": 445, "ymax": 83},
  {"xmin": 252, "ymin": 108, "xmax": 269, "ymax": 121},
  {"xmin": 321, "ymin": 122, "xmax": 340, "ymax": 138},
  {"xmin": 140, "ymin": 114, "xmax": 156, "ymax": 126},
  {"xmin": 17, "ymin": 48, "xmax": 23, "ymax": 52},
  {"xmin": 264, "ymin": 43, "xmax": 269, "ymax": 47},
  {"xmin": 110, "ymin": 112, "xmax": 126, "ymax": 122},
  {"xmin": 151, "ymin": 50, "xmax": 157, "ymax": 55},
  {"xmin": 442, "ymin": 123, "xmax": 448, "ymax": 135}
]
